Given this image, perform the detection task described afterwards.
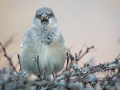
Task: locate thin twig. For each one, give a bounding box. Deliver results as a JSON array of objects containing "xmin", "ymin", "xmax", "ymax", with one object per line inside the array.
[
  {"xmin": 17, "ymin": 54, "xmax": 21, "ymax": 71},
  {"xmin": 66, "ymin": 45, "xmax": 73, "ymax": 54},
  {"xmin": 66, "ymin": 52, "xmax": 69, "ymax": 70},
  {"xmin": 36, "ymin": 55, "xmax": 41, "ymax": 77},
  {"xmin": 79, "ymin": 46, "xmax": 94, "ymax": 60},
  {"xmin": 0, "ymin": 42, "xmax": 17, "ymax": 72},
  {"xmin": 33, "ymin": 55, "xmax": 42, "ymax": 81}
]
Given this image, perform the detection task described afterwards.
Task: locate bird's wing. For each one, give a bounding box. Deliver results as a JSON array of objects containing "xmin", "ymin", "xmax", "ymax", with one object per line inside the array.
[
  {"xmin": 21, "ymin": 29, "xmax": 35, "ymax": 48},
  {"xmin": 21, "ymin": 32, "xmax": 28, "ymax": 48}
]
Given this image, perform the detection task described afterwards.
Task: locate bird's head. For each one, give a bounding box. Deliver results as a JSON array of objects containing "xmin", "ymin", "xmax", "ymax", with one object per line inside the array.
[{"xmin": 32, "ymin": 7, "xmax": 58, "ymax": 30}]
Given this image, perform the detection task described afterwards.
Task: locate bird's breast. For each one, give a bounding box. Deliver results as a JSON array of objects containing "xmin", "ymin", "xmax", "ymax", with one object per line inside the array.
[
  {"xmin": 36, "ymin": 30, "xmax": 57, "ymax": 45},
  {"xmin": 20, "ymin": 29, "xmax": 66, "ymax": 75}
]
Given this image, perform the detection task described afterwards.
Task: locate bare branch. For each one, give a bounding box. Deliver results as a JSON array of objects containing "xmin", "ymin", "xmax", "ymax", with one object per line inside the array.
[
  {"xmin": 0, "ymin": 42, "xmax": 17, "ymax": 72},
  {"xmin": 17, "ymin": 54, "xmax": 21, "ymax": 71}
]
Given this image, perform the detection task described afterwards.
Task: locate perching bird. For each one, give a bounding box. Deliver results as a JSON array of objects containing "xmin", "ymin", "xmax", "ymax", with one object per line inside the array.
[{"xmin": 20, "ymin": 7, "xmax": 66, "ymax": 76}]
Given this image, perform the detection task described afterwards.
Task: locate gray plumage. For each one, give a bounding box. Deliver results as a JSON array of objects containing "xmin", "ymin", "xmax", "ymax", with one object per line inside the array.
[{"xmin": 20, "ymin": 7, "xmax": 66, "ymax": 76}]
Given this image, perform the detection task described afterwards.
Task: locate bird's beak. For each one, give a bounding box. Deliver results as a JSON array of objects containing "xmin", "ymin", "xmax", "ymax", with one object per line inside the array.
[{"xmin": 41, "ymin": 13, "xmax": 49, "ymax": 21}]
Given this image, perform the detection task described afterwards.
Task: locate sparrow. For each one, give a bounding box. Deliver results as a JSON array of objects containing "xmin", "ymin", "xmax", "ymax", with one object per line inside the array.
[{"xmin": 20, "ymin": 7, "xmax": 66, "ymax": 76}]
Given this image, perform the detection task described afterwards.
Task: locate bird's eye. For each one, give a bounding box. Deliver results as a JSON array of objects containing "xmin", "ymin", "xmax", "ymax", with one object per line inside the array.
[
  {"xmin": 49, "ymin": 13, "xmax": 53, "ymax": 17},
  {"xmin": 35, "ymin": 14, "xmax": 41, "ymax": 19}
]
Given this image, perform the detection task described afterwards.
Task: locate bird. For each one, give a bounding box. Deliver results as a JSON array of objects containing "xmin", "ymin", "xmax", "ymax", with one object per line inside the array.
[{"xmin": 20, "ymin": 7, "xmax": 66, "ymax": 77}]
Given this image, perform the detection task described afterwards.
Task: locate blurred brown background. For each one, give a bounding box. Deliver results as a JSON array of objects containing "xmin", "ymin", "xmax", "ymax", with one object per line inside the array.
[{"xmin": 0, "ymin": 0, "xmax": 120, "ymax": 67}]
